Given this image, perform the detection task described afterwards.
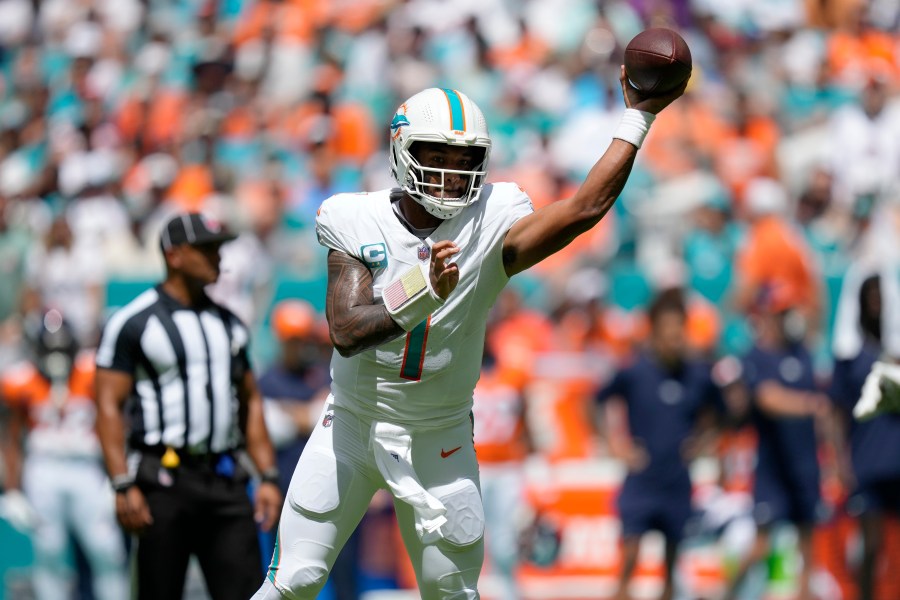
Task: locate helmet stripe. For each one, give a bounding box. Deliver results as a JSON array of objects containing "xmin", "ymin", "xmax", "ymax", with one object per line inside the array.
[{"xmin": 441, "ymin": 88, "xmax": 466, "ymax": 132}]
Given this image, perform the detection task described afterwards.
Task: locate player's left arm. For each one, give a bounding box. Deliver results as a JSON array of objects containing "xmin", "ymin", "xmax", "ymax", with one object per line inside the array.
[
  {"xmin": 501, "ymin": 67, "xmax": 686, "ymax": 277},
  {"xmin": 238, "ymin": 369, "xmax": 282, "ymax": 531},
  {"xmin": 326, "ymin": 242, "xmax": 459, "ymax": 356},
  {"xmin": 326, "ymin": 249, "xmax": 406, "ymax": 357}
]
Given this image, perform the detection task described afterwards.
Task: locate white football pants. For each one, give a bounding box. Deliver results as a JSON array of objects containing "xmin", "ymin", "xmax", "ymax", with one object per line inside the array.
[
  {"xmin": 252, "ymin": 402, "xmax": 484, "ymax": 600},
  {"xmin": 22, "ymin": 456, "xmax": 128, "ymax": 600}
]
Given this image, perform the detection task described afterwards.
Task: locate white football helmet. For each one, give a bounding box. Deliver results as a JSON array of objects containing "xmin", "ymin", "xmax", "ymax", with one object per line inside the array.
[{"xmin": 389, "ymin": 88, "xmax": 491, "ymax": 219}]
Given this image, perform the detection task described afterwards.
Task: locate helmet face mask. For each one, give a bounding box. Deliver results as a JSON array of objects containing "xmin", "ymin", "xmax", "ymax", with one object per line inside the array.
[
  {"xmin": 403, "ymin": 142, "xmax": 487, "ymax": 214},
  {"xmin": 389, "ymin": 88, "xmax": 491, "ymax": 220}
]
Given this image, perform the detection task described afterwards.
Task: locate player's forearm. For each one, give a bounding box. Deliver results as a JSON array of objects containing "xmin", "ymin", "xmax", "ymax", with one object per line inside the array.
[
  {"xmin": 330, "ymin": 306, "xmax": 405, "ymax": 357},
  {"xmin": 503, "ymin": 140, "xmax": 636, "ymax": 276},
  {"xmin": 95, "ymin": 394, "xmax": 130, "ymax": 478},
  {"xmin": 756, "ymin": 382, "xmax": 824, "ymax": 418},
  {"xmin": 244, "ymin": 393, "xmax": 277, "ymax": 474},
  {"xmin": 571, "ymin": 138, "xmax": 638, "ymax": 227},
  {"xmin": 326, "ymin": 250, "xmax": 405, "ymax": 357}
]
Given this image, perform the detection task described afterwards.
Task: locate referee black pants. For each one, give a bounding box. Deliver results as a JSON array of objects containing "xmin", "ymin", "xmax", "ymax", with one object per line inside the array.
[{"xmin": 133, "ymin": 454, "xmax": 262, "ymax": 600}]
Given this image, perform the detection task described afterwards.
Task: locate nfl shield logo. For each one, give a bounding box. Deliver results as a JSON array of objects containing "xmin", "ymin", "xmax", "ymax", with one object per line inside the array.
[
  {"xmin": 322, "ymin": 412, "xmax": 334, "ymax": 428},
  {"xmin": 417, "ymin": 244, "xmax": 430, "ymax": 261}
]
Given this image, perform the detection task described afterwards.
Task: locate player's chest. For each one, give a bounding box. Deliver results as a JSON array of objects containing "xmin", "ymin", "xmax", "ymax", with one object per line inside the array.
[{"xmin": 362, "ymin": 227, "xmax": 480, "ymax": 292}]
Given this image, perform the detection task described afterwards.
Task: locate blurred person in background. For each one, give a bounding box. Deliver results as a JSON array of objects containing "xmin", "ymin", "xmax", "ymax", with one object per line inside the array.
[
  {"xmin": 596, "ymin": 287, "xmax": 723, "ymax": 600},
  {"xmin": 22, "ymin": 215, "xmax": 105, "ymax": 347},
  {"xmin": 681, "ymin": 183, "xmax": 741, "ymax": 311},
  {"xmin": 259, "ymin": 299, "xmax": 330, "ymax": 494},
  {"xmin": 0, "ymin": 309, "xmax": 127, "ymax": 600},
  {"xmin": 93, "ymin": 213, "xmax": 282, "ymax": 600},
  {"xmin": 258, "ymin": 299, "xmax": 362, "ymax": 599},
  {"xmin": 733, "ymin": 177, "xmax": 821, "ymax": 343},
  {"xmin": 253, "ymin": 65, "xmax": 686, "ymax": 598},
  {"xmin": 826, "ymin": 69, "xmax": 899, "ymax": 214},
  {"xmin": 471, "ymin": 330, "xmax": 532, "ymax": 600},
  {"xmin": 0, "ymin": 196, "xmax": 32, "ymax": 368},
  {"xmin": 724, "ymin": 284, "xmax": 831, "ymax": 600},
  {"xmin": 830, "ymin": 266, "xmax": 900, "ymax": 600}
]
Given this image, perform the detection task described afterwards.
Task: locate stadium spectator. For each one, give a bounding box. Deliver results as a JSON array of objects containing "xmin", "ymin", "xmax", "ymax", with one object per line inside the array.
[
  {"xmin": 733, "ymin": 177, "xmax": 822, "ymax": 338},
  {"xmin": 596, "ymin": 288, "xmax": 723, "ymax": 600},
  {"xmin": 93, "ymin": 213, "xmax": 282, "ymax": 600},
  {"xmin": 0, "ymin": 0, "xmax": 897, "ymax": 597},
  {"xmin": 0, "ymin": 198, "xmax": 32, "ymax": 368},
  {"xmin": 22, "ymin": 216, "xmax": 105, "ymax": 346}
]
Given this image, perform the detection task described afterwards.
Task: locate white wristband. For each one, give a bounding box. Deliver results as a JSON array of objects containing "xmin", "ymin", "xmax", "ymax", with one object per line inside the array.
[
  {"xmin": 613, "ymin": 108, "xmax": 656, "ymax": 149},
  {"xmin": 382, "ymin": 262, "xmax": 445, "ymax": 331}
]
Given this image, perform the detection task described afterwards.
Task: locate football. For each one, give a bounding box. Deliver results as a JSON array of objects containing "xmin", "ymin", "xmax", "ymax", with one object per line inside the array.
[{"xmin": 624, "ymin": 28, "xmax": 692, "ymax": 96}]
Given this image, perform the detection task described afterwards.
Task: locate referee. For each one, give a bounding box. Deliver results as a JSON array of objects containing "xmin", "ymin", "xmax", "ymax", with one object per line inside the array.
[{"xmin": 94, "ymin": 213, "xmax": 282, "ymax": 600}]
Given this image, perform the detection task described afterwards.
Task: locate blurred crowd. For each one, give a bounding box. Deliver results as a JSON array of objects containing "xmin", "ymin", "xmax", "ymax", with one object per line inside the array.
[
  {"xmin": 1, "ymin": 0, "xmax": 900, "ymax": 598},
  {"xmin": 0, "ymin": 0, "xmax": 895, "ymax": 360}
]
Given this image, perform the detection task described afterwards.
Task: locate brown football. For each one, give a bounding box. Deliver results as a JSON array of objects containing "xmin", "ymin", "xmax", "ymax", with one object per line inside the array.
[{"xmin": 624, "ymin": 28, "xmax": 692, "ymax": 96}]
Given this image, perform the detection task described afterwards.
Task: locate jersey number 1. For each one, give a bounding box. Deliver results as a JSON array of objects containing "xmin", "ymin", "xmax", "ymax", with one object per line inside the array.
[{"xmin": 400, "ymin": 317, "xmax": 430, "ymax": 381}]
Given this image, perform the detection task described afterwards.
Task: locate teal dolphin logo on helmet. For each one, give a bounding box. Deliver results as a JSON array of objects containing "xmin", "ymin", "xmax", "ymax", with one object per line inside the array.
[
  {"xmin": 391, "ymin": 114, "xmax": 411, "ymax": 132},
  {"xmin": 388, "ymin": 88, "xmax": 492, "ymax": 220}
]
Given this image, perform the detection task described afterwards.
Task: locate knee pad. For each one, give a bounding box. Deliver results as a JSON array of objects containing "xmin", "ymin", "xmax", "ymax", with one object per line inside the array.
[
  {"xmin": 432, "ymin": 479, "xmax": 485, "ymax": 549},
  {"xmin": 436, "ymin": 568, "xmax": 481, "ymax": 600},
  {"xmin": 33, "ymin": 527, "xmax": 69, "ymax": 568},
  {"xmin": 279, "ymin": 561, "xmax": 329, "ymax": 600}
]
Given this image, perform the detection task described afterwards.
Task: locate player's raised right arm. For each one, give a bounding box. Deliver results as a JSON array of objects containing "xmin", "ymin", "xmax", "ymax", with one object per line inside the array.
[
  {"xmin": 500, "ymin": 67, "xmax": 685, "ymax": 277},
  {"xmin": 326, "ymin": 250, "xmax": 405, "ymax": 357}
]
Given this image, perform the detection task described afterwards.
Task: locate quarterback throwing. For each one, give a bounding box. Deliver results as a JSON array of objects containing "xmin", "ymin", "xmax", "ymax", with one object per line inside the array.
[{"xmin": 252, "ymin": 67, "xmax": 686, "ymax": 600}]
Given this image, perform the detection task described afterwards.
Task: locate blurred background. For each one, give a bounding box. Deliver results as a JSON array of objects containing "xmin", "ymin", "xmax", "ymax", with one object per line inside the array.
[{"xmin": 0, "ymin": 0, "xmax": 899, "ymax": 599}]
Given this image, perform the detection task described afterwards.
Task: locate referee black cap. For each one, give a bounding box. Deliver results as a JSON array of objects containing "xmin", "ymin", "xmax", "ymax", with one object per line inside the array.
[{"xmin": 161, "ymin": 213, "xmax": 237, "ymax": 250}]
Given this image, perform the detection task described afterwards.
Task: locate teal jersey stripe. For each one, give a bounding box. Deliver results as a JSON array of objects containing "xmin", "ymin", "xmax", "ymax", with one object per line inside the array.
[
  {"xmin": 400, "ymin": 319, "xmax": 430, "ymax": 380},
  {"xmin": 441, "ymin": 88, "xmax": 465, "ymax": 131}
]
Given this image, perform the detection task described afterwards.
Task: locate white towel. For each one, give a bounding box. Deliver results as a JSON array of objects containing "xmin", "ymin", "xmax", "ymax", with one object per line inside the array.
[
  {"xmin": 371, "ymin": 421, "xmax": 447, "ymax": 544},
  {"xmin": 854, "ymin": 360, "xmax": 900, "ymax": 420},
  {"xmin": 833, "ymin": 261, "xmax": 900, "ymax": 360}
]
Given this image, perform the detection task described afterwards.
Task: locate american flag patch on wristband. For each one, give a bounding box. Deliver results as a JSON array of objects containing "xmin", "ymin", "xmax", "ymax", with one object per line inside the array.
[{"xmin": 384, "ymin": 265, "xmax": 427, "ymax": 311}]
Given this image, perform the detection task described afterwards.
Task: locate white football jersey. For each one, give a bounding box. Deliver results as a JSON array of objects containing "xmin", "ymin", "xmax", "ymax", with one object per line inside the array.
[{"xmin": 316, "ymin": 182, "xmax": 534, "ymax": 427}]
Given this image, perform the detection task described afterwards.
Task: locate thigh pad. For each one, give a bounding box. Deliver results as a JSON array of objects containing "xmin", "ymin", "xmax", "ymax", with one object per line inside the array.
[{"xmin": 431, "ymin": 479, "xmax": 484, "ymax": 549}]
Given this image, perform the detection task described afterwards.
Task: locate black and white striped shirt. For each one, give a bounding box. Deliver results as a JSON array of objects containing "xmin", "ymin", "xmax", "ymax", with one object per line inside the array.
[{"xmin": 96, "ymin": 285, "xmax": 252, "ymax": 454}]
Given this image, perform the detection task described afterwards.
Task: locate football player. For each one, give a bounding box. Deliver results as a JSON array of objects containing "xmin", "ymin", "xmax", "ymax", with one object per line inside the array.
[
  {"xmin": 252, "ymin": 68, "xmax": 686, "ymax": 600},
  {"xmin": 1, "ymin": 311, "xmax": 127, "ymax": 600}
]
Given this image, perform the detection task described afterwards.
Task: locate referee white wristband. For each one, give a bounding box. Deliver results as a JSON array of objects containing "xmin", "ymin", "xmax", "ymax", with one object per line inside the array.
[
  {"xmin": 382, "ymin": 263, "xmax": 445, "ymax": 332},
  {"xmin": 613, "ymin": 108, "xmax": 656, "ymax": 149}
]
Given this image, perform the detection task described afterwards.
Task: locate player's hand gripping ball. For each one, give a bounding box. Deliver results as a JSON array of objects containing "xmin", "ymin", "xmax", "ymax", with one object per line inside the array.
[{"xmin": 624, "ymin": 28, "xmax": 692, "ymax": 96}]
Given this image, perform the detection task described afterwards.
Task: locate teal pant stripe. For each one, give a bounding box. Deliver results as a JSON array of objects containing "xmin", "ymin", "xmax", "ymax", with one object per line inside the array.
[
  {"xmin": 441, "ymin": 88, "xmax": 465, "ymax": 131},
  {"xmin": 267, "ymin": 528, "xmax": 281, "ymax": 584}
]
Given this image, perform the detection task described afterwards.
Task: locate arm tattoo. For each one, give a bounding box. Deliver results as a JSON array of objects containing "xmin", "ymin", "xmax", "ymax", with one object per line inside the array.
[{"xmin": 326, "ymin": 250, "xmax": 404, "ymax": 357}]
